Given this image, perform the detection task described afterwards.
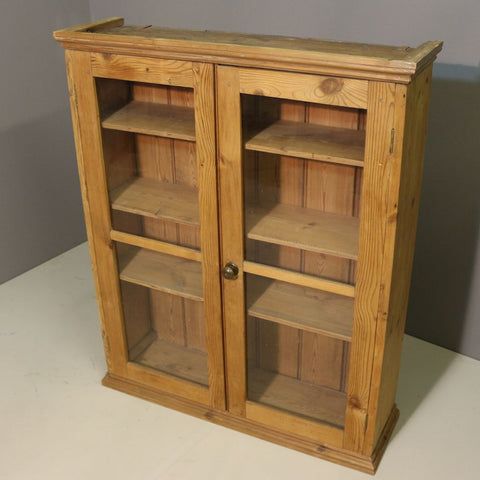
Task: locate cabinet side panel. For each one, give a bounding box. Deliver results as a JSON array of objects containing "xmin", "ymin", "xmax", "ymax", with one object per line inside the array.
[
  {"xmin": 65, "ymin": 50, "xmax": 128, "ymax": 375},
  {"xmin": 365, "ymin": 65, "xmax": 433, "ymax": 453},
  {"xmin": 344, "ymin": 81, "xmax": 397, "ymax": 452}
]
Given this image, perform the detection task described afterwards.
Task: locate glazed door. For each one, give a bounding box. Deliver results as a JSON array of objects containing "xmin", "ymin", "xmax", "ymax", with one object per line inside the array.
[
  {"xmin": 217, "ymin": 66, "xmax": 367, "ymax": 446},
  {"xmin": 67, "ymin": 51, "xmax": 225, "ymax": 409}
]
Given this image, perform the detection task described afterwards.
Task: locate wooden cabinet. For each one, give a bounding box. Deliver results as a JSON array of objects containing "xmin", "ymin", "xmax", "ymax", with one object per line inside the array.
[{"xmin": 54, "ymin": 18, "xmax": 442, "ymax": 473}]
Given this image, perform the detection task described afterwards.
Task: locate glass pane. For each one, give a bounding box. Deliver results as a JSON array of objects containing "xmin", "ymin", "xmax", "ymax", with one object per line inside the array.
[
  {"xmin": 242, "ymin": 94, "xmax": 364, "ymax": 285},
  {"xmin": 246, "ymin": 274, "xmax": 354, "ymax": 341},
  {"xmin": 241, "ymin": 94, "xmax": 364, "ymax": 426},
  {"xmin": 246, "ymin": 314, "xmax": 350, "ymax": 428},
  {"xmin": 96, "ymin": 78, "xmax": 200, "ymax": 249},
  {"xmin": 116, "ymin": 242, "xmax": 208, "ymax": 387}
]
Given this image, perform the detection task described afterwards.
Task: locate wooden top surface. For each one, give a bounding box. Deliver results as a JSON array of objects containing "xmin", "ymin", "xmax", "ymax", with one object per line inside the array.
[{"xmin": 54, "ymin": 17, "xmax": 442, "ymax": 83}]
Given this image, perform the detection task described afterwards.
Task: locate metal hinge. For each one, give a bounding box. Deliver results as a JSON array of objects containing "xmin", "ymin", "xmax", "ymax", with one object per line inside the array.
[{"xmin": 389, "ymin": 128, "xmax": 395, "ymax": 154}]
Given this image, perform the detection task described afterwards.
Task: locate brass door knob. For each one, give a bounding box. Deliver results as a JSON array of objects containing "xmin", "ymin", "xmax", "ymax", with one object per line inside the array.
[{"xmin": 222, "ymin": 262, "xmax": 239, "ymax": 280}]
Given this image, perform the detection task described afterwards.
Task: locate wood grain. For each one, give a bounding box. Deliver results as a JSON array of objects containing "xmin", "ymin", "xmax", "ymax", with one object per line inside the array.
[
  {"xmin": 246, "ymin": 202, "xmax": 359, "ymax": 260},
  {"xmin": 343, "ymin": 81, "xmax": 397, "ymax": 452},
  {"xmin": 245, "ymin": 120, "xmax": 365, "ymax": 167},
  {"xmin": 102, "ymin": 101, "xmax": 195, "ymax": 141},
  {"xmin": 91, "ymin": 52, "xmax": 194, "ymax": 87},
  {"xmin": 243, "ymin": 261, "xmax": 355, "ymax": 298},
  {"xmin": 364, "ymin": 66, "xmax": 433, "ymax": 454},
  {"xmin": 246, "ymin": 401, "xmax": 344, "ymax": 447},
  {"xmin": 150, "ymin": 290, "xmax": 185, "ymax": 344},
  {"xmin": 239, "ymin": 69, "xmax": 367, "ymax": 108},
  {"xmin": 300, "ymin": 333, "xmax": 345, "ymax": 390},
  {"xmin": 130, "ymin": 85, "xmax": 188, "ymax": 368},
  {"xmin": 303, "ymin": 104, "xmax": 359, "ymax": 286},
  {"xmin": 120, "ymin": 282, "xmax": 151, "ymax": 351},
  {"xmin": 255, "ymin": 319, "xmax": 299, "ymax": 378},
  {"xmin": 267, "ymin": 101, "xmax": 308, "ymax": 385},
  {"xmin": 300, "ymin": 103, "xmax": 360, "ymax": 393},
  {"xmin": 125, "ymin": 361, "xmax": 209, "ymax": 405},
  {"xmin": 132, "ymin": 335, "xmax": 208, "ymax": 386},
  {"xmin": 104, "ymin": 372, "xmax": 392, "ymax": 473},
  {"xmin": 110, "ymin": 230, "xmax": 202, "ymax": 261},
  {"xmin": 58, "ymin": 23, "xmax": 439, "ymax": 470},
  {"xmin": 193, "ymin": 62, "xmax": 226, "ymax": 409},
  {"xmin": 167, "ymin": 85, "xmax": 205, "ymax": 359},
  {"xmin": 247, "ymin": 276, "xmax": 353, "ymax": 341},
  {"xmin": 56, "ymin": 20, "xmax": 442, "ymax": 83},
  {"xmin": 248, "ymin": 368, "xmax": 347, "ymax": 428},
  {"xmin": 216, "ymin": 65, "xmax": 247, "ymax": 415},
  {"xmin": 110, "ymin": 177, "xmax": 199, "ymax": 226},
  {"xmin": 184, "ymin": 298, "xmax": 207, "ymax": 351},
  {"xmin": 65, "ymin": 50, "xmax": 129, "ymax": 376},
  {"xmin": 118, "ymin": 247, "xmax": 203, "ymax": 301}
]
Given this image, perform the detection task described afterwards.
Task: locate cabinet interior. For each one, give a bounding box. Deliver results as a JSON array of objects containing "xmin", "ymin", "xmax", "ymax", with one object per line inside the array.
[
  {"xmin": 96, "ymin": 78, "xmax": 208, "ymax": 387},
  {"xmin": 242, "ymin": 95, "xmax": 365, "ymax": 427},
  {"xmin": 96, "ymin": 78, "xmax": 200, "ymax": 250},
  {"xmin": 242, "ymin": 95, "xmax": 365, "ymax": 285},
  {"xmin": 117, "ymin": 243, "xmax": 208, "ymax": 387}
]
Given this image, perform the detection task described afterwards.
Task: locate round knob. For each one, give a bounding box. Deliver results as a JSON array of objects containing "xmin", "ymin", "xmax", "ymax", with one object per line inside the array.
[{"xmin": 222, "ymin": 262, "xmax": 239, "ymax": 280}]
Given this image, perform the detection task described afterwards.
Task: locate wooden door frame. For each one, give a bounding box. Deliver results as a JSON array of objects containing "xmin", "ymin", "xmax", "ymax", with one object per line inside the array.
[
  {"xmin": 66, "ymin": 50, "xmax": 225, "ymax": 410},
  {"xmin": 216, "ymin": 65, "xmax": 361, "ymax": 449}
]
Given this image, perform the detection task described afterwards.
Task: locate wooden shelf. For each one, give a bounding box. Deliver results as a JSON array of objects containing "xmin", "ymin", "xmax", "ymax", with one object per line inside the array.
[
  {"xmin": 131, "ymin": 334, "xmax": 208, "ymax": 386},
  {"xmin": 246, "ymin": 203, "xmax": 359, "ymax": 260},
  {"xmin": 118, "ymin": 247, "xmax": 203, "ymax": 301},
  {"xmin": 102, "ymin": 101, "xmax": 196, "ymax": 141},
  {"xmin": 248, "ymin": 368, "xmax": 347, "ymax": 428},
  {"xmin": 110, "ymin": 177, "xmax": 200, "ymax": 226},
  {"xmin": 247, "ymin": 276, "xmax": 353, "ymax": 341},
  {"xmin": 245, "ymin": 120, "xmax": 365, "ymax": 167}
]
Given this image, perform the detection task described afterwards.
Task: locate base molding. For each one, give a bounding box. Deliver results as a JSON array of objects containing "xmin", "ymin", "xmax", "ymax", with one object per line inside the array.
[{"xmin": 103, "ymin": 373, "xmax": 399, "ymax": 474}]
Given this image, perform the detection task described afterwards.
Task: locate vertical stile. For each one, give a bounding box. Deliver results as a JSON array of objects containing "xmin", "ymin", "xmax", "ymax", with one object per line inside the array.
[
  {"xmin": 363, "ymin": 66, "xmax": 433, "ymax": 454},
  {"xmin": 65, "ymin": 50, "xmax": 129, "ymax": 375},
  {"xmin": 193, "ymin": 62, "xmax": 226, "ymax": 409},
  {"xmin": 344, "ymin": 81, "xmax": 397, "ymax": 452},
  {"xmin": 216, "ymin": 66, "xmax": 247, "ymax": 415}
]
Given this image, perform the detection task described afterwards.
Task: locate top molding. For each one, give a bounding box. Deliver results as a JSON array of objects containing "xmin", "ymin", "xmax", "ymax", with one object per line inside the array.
[{"xmin": 53, "ymin": 17, "xmax": 443, "ymax": 84}]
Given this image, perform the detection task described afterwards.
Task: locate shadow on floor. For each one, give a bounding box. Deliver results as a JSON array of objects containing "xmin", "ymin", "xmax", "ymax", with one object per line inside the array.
[{"xmin": 393, "ymin": 336, "xmax": 456, "ymax": 434}]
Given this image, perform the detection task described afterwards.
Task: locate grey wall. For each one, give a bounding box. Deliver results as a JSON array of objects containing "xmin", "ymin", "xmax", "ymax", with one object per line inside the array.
[
  {"xmin": 0, "ymin": 1, "xmax": 90, "ymax": 284},
  {"xmin": 89, "ymin": 0, "xmax": 480, "ymax": 359},
  {"xmin": 408, "ymin": 64, "xmax": 480, "ymax": 360}
]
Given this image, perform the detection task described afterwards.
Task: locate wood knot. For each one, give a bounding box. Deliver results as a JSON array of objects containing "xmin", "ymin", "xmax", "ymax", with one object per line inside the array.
[
  {"xmin": 204, "ymin": 410, "xmax": 214, "ymax": 420},
  {"xmin": 319, "ymin": 78, "xmax": 343, "ymax": 95},
  {"xmin": 348, "ymin": 396, "xmax": 362, "ymax": 410}
]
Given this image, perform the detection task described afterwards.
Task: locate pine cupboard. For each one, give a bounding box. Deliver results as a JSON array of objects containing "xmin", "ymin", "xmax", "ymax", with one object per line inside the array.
[{"xmin": 54, "ymin": 18, "xmax": 442, "ymax": 473}]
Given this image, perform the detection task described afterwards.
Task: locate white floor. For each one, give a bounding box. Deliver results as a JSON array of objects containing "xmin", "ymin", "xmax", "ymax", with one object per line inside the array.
[{"xmin": 1, "ymin": 243, "xmax": 479, "ymax": 480}]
